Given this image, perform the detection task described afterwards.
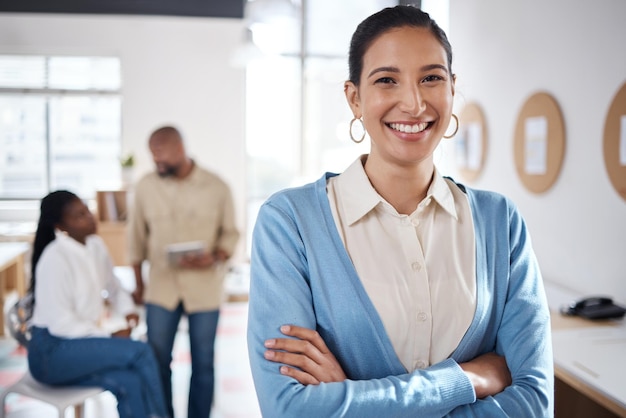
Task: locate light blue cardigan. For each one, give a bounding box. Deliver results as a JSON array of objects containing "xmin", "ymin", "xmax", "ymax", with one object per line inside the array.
[{"xmin": 247, "ymin": 173, "xmax": 553, "ymax": 417}]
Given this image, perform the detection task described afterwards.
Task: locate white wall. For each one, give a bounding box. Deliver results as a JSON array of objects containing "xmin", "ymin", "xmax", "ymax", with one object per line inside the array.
[
  {"xmin": 444, "ymin": 0, "xmax": 626, "ymax": 301},
  {"xmin": 3, "ymin": 4, "xmax": 626, "ymax": 291},
  {"xmin": 0, "ymin": 12, "xmax": 248, "ymax": 257}
]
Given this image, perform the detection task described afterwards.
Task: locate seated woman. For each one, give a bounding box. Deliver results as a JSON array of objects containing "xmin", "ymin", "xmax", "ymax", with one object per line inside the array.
[
  {"xmin": 27, "ymin": 190, "xmax": 168, "ymax": 418},
  {"xmin": 247, "ymin": 5, "xmax": 553, "ymax": 418}
]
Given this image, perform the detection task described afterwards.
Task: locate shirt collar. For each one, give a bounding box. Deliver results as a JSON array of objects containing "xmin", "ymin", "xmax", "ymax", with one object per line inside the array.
[
  {"xmin": 160, "ymin": 159, "xmax": 201, "ymax": 183},
  {"xmin": 54, "ymin": 231, "xmax": 89, "ymax": 252},
  {"xmin": 334, "ymin": 156, "xmax": 381, "ymax": 226},
  {"xmin": 427, "ymin": 169, "xmax": 458, "ymax": 220},
  {"xmin": 335, "ymin": 155, "xmax": 458, "ymax": 226}
]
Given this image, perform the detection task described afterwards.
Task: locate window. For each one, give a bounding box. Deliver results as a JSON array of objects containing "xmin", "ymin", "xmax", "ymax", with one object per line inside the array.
[
  {"xmin": 242, "ymin": 1, "xmax": 449, "ymax": 254},
  {"xmin": 0, "ymin": 55, "xmax": 122, "ymax": 200}
]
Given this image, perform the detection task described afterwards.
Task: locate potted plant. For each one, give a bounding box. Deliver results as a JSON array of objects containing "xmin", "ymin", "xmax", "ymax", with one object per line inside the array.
[{"xmin": 120, "ymin": 154, "xmax": 135, "ymax": 189}]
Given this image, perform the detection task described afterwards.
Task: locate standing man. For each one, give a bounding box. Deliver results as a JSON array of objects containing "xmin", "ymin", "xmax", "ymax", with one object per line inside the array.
[{"xmin": 128, "ymin": 126, "xmax": 240, "ymax": 418}]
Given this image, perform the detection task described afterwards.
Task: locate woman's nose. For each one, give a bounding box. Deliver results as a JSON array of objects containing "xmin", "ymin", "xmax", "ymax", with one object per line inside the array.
[{"xmin": 398, "ymin": 85, "xmax": 426, "ymax": 116}]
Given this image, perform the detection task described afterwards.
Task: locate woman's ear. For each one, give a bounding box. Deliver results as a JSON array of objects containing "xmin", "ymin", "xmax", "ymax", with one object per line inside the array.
[
  {"xmin": 344, "ymin": 81, "xmax": 361, "ymax": 118},
  {"xmin": 451, "ymin": 74, "xmax": 456, "ymax": 96}
]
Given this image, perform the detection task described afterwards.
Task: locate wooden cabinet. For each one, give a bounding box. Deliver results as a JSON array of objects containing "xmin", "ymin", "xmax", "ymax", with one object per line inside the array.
[
  {"xmin": 97, "ymin": 221, "xmax": 128, "ymax": 266},
  {"xmin": 95, "ymin": 190, "xmax": 129, "ymax": 266},
  {"xmin": 95, "ymin": 190, "xmax": 129, "ymax": 222},
  {"xmin": 555, "ymin": 375, "xmax": 621, "ymax": 418}
]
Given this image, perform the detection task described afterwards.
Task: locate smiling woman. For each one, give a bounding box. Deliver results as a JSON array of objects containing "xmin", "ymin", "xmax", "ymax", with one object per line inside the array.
[
  {"xmin": 344, "ymin": 26, "xmax": 455, "ymax": 211},
  {"xmin": 247, "ymin": 5, "xmax": 554, "ymax": 417}
]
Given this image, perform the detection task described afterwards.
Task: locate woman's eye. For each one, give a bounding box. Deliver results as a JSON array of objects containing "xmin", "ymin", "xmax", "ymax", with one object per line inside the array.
[
  {"xmin": 422, "ymin": 74, "xmax": 444, "ymax": 83},
  {"xmin": 375, "ymin": 77, "xmax": 395, "ymax": 84}
]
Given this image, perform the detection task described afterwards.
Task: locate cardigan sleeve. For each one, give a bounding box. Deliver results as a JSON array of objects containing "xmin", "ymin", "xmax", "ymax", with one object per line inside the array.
[
  {"xmin": 447, "ymin": 199, "xmax": 554, "ymax": 417},
  {"xmin": 247, "ymin": 198, "xmax": 476, "ymax": 418}
]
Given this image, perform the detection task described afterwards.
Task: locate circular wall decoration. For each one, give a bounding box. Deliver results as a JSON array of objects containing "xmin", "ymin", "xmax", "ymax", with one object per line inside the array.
[
  {"xmin": 602, "ymin": 81, "xmax": 626, "ymax": 202},
  {"xmin": 513, "ymin": 92, "xmax": 566, "ymax": 194},
  {"xmin": 456, "ymin": 102, "xmax": 488, "ymax": 182}
]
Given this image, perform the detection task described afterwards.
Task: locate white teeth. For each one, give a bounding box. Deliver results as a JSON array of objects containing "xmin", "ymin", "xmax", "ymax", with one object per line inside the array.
[{"xmin": 389, "ymin": 122, "xmax": 428, "ymax": 133}]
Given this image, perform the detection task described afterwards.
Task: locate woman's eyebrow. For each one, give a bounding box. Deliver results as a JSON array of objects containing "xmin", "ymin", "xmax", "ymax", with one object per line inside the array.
[
  {"xmin": 421, "ymin": 63, "xmax": 449, "ymax": 73},
  {"xmin": 368, "ymin": 63, "xmax": 449, "ymax": 79},
  {"xmin": 367, "ymin": 66, "xmax": 399, "ymax": 78}
]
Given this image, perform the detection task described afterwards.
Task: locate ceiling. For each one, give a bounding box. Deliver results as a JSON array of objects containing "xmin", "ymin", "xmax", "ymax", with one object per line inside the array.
[{"xmin": 0, "ymin": 0, "xmax": 244, "ymax": 19}]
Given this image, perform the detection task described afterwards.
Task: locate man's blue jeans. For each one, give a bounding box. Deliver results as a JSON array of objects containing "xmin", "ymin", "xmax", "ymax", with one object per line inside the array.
[
  {"xmin": 146, "ymin": 302, "xmax": 220, "ymax": 418},
  {"xmin": 28, "ymin": 326, "xmax": 168, "ymax": 418}
]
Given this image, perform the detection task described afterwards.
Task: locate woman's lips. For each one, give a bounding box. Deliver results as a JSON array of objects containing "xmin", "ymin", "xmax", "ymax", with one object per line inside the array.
[{"xmin": 387, "ymin": 122, "xmax": 432, "ymax": 134}]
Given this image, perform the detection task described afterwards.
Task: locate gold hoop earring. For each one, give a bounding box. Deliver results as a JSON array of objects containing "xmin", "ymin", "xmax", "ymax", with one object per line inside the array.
[
  {"xmin": 443, "ymin": 114, "xmax": 459, "ymax": 139},
  {"xmin": 349, "ymin": 117, "xmax": 366, "ymax": 143}
]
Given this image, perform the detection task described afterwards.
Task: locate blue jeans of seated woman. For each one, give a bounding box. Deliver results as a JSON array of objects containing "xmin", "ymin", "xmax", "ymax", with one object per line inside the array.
[
  {"xmin": 146, "ymin": 302, "xmax": 220, "ymax": 418},
  {"xmin": 28, "ymin": 327, "xmax": 168, "ymax": 418}
]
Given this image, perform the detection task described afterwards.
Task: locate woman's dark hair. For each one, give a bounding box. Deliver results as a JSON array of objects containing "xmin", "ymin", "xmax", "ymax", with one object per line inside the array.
[
  {"xmin": 348, "ymin": 5, "xmax": 453, "ymax": 86},
  {"xmin": 30, "ymin": 190, "xmax": 79, "ymax": 296}
]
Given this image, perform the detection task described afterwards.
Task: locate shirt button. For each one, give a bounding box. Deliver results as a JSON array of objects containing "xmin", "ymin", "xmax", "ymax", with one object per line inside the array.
[
  {"xmin": 411, "ymin": 262, "xmax": 422, "ymax": 271},
  {"xmin": 417, "ymin": 312, "xmax": 428, "ymax": 322}
]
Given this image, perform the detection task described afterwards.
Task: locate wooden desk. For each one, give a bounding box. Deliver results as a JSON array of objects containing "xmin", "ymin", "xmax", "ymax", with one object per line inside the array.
[
  {"xmin": 547, "ymin": 282, "xmax": 626, "ymax": 418},
  {"xmin": 0, "ymin": 242, "xmax": 30, "ymax": 336}
]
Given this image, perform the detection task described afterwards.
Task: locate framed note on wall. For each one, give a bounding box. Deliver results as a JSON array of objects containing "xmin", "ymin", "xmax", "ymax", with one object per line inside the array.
[
  {"xmin": 513, "ymin": 92, "xmax": 566, "ymax": 194},
  {"xmin": 603, "ymin": 81, "xmax": 626, "ymax": 202},
  {"xmin": 456, "ymin": 102, "xmax": 488, "ymax": 182}
]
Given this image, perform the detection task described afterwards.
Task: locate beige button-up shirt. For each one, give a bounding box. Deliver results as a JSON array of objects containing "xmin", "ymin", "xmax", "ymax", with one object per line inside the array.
[
  {"xmin": 327, "ymin": 156, "xmax": 476, "ymax": 371},
  {"xmin": 128, "ymin": 164, "xmax": 240, "ymax": 312}
]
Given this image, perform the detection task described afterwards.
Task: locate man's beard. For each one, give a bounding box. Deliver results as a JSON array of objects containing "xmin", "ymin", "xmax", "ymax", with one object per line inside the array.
[{"xmin": 157, "ymin": 164, "xmax": 178, "ymax": 177}]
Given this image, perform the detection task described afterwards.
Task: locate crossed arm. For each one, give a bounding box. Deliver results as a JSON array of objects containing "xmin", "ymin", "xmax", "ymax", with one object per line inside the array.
[
  {"xmin": 248, "ymin": 198, "xmax": 553, "ymax": 417},
  {"xmin": 264, "ymin": 325, "xmax": 511, "ymax": 399}
]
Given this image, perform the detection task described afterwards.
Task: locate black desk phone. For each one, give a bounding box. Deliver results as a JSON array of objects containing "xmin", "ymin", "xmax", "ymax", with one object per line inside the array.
[{"xmin": 561, "ymin": 296, "xmax": 626, "ymax": 320}]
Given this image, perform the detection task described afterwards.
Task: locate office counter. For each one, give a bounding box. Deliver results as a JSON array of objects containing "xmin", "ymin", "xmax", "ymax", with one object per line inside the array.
[{"xmin": 546, "ymin": 281, "xmax": 626, "ymax": 418}]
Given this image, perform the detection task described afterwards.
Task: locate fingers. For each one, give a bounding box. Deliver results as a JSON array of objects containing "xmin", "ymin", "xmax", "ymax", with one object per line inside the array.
[
  {"xmin": 263, "ymin": 325, "xmax": 348, "ymax": 385},
  {"xmin": 179, "ymin": 252, "xmax": 215, "ymax": 269},
  {"xmin": 262, "ymin": 342, "xmax": 323, "ymax": 384},
  {"xmin": 214, "ymin": 249, "xmax": 230, "ymax": 262},
  {"xmin": 112, "ymin": 328, "xmax": 132, "ymax": 338},
  {"xmin": 278, "ymin": 365, "xmax": 320, "ymax": 385},
  {"xmin": 278, "ymin": 325, "xmax": 330, "ymax": 354},
  {"xmin": 265, "ymin": 329, "xmax": 327, "ymax": 364},
  {"xmin": 264, "ymin": 348, "xmax": 320, "ymax": 373},
  {"xmin": 126, "ymin": 313, "xmax": 139, "ymax": 328}
]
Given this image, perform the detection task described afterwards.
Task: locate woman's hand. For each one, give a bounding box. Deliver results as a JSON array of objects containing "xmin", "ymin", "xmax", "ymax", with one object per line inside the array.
[
  {"xmin": 459, "ymin": 352, "xmax": 512, "ymax": 399},
  {"xmin": 264, "ymin": 325, "xmax": 347, "ymax": 385},
  {"xmin": 126, "ymin": 313, "xmax": 139, "ymax": 328},
  {"xmin": 111, "ymin": 328, "xmax": 132, "ymax": 338}
]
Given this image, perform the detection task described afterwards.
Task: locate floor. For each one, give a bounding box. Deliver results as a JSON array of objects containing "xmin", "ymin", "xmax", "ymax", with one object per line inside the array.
[{"xmin": 0, "ymin": 298, "xmax": 261, "ymax": 418}]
